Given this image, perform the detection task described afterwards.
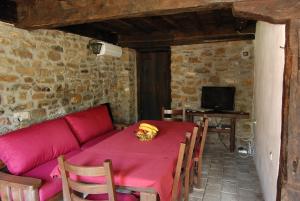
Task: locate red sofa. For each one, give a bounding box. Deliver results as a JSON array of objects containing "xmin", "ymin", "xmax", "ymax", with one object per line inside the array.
[{"xmin": 0, "ymin": 104, "xmax": 120, "ymax": 201}]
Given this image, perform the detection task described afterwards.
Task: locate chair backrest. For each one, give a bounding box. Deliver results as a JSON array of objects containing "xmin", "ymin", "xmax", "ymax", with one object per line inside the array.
[
  {"xmin": 171, "ymin": 133, "xmax": 191, "ymax": 201},
  {"xmin": 161, "ymin": 107, "xmax": 186, "ymax": 121},
  {"xmin": 58, "ymin": 156, "xmax": 117, "ymax": 201}
]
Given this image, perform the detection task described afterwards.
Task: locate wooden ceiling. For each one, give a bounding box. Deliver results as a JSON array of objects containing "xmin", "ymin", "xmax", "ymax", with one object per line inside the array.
[
  {"xmin": 60, "ymin": 10, "xmax": 256, "ymax": 49},
  {"xmin": 0, "ymin": 0, "xmax": 256, "ymax": 49}
]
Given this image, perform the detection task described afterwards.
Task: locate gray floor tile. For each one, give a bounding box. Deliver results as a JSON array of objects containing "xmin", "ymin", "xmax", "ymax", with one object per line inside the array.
[
  {"xmin": 221, "ymin": 192, "xmax": 238, "ymax": 201},
  {"xmin": 203, "ymin": 194, "xmax": 221, "ymax": 201},
  {"xmin": 191, "ymin": 137, "xmax": 264, "ymax": 201},
  {"xmin": 222, "ymin": 181, "xmax": 237, "ymax": 194}
]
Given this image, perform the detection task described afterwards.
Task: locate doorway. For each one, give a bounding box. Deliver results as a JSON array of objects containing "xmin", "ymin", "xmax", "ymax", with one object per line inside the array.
[{"xmin": 137, "ymin": 49, "xmax": 171, "ymax": 120}]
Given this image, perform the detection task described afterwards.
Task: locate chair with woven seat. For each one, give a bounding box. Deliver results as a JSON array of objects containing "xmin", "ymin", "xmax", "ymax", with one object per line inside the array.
[
  {"xmin": 193, "ymin": 118, "xmax": 209, "ymax": 187},
  {"xmin": 58, "ymin": 156, "xmax": 138, "ymax": 201},
  {"xmin": 161, "ymin": 107, "xmax": 186, "ymax": 121}
]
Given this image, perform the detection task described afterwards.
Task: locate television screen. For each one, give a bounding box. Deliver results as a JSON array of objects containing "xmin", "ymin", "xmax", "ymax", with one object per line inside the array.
[{"xmin": 201, "ymin": 86, "xmax": 235, "ymax": 111}]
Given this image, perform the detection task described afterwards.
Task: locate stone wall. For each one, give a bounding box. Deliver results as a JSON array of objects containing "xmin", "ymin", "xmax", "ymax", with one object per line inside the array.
[
  {"xmin": 0, "ymin": 21, "xmax": 136, "ymax": 135},
  {"xmin": 171, "ymin": 41, "xmax": 254, "ymax": 141}
]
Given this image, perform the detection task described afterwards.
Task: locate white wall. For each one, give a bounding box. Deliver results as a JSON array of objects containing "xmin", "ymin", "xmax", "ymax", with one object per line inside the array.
[{"xmin": 254, "ymin": 22, "xmax": 285, "ymax": 201}]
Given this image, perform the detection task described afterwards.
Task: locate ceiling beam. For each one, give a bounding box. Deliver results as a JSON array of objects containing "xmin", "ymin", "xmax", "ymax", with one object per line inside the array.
[
  {"xmin": 233, "ymin": 0, "xmax": 300, "ymax": 24},
  {"xmin": 118, "ymin": 24, "xmax": 255, "ymax": 48},
  {"xmin": 119, "ymin": 33, "xmax": 254, "ymax": 49},
  {"xmin": 16, "ymin": 0, "xmax": 246, "ymax": 29}
]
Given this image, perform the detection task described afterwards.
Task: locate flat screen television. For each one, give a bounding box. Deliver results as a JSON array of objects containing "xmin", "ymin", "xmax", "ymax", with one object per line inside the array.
[{"xmin": 201, "ymin": 86, "xmax": 235, "ymax": 111}]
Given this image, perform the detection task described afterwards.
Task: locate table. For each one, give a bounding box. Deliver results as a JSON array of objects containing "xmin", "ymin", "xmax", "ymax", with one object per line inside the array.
[
  {"xmin": 185, "ymin": 110, "xmax": 249, "ymax": 152},
  {"xmin": 51, "ymin": 120, "xmax": 195, "ymax": 201}
]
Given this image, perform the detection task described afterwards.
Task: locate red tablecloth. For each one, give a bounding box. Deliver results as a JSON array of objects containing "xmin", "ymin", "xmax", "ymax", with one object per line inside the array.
[{"xmin": 51, "ymin": 120, "xmax": 196, "ymax": 201}]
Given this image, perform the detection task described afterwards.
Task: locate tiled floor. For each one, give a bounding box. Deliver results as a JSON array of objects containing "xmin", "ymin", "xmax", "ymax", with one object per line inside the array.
[{"xmin": 189, "ymin": 133, "xmax": 264, "ymax": 201}]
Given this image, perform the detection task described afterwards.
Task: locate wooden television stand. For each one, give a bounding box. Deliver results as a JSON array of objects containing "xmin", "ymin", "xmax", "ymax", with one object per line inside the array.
[{"xmin": 186, "ymin": 110, "xmax": 250, "ymax": 152}]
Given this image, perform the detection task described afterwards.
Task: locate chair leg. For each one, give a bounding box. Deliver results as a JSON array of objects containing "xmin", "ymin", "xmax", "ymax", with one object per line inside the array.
[
  {"xmin": 197, "ymin": 158, "xmax": 202, "ymax": 188},
  {"xmin": 184, "ymin": 172, "xmax": 190, "ymax": 201},
  {"xmin": 190, "ymin": 162, "xmax": 195, "ymax": 189}
]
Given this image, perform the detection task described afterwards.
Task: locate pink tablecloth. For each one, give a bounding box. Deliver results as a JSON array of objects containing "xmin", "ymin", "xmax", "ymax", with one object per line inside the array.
[{"xmin": 51, "ymin": 120, "xmax": 196, "ymax": 201}]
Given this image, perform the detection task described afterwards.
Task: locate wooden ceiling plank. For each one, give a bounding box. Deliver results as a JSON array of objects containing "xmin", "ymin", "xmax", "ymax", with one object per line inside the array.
[
  {"xmin": 138, "ymin": 18, "xmax": 161, "ymax": 32},
  {"xmin": 161, "ymin": 16, "xmax": 182, "ymax": 30},
  {"xmin": 94, "ymin": 21, "xmax": 131, "ymax": 34},
  {"xmin": 192, "ymin": 12, "xmax": 203, "ymax": 31},
  {"xmin": 233, "ymin": 0, "xmax": 300, "ymax": 24},
  {"xmin": 59, "ymin": 24, "xmax": 118, "ymax": 43},
  {"xmin": 118, "ymin": 23, "xmax": 254, "ymax": 48},
  {"xmin": 117, "ymin": 19, "xmax": 152, "ymax": 33},
  {"xmin": 16, "ymin": 0, "xmax": 244, "ymax": 29},
  {"xmin": 89, "ymin": 22, "xmax": 119, "ymax": 34}
]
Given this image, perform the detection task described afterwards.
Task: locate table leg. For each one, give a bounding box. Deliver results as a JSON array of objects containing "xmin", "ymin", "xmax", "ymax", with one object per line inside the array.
[
  {"xmin": 230, "ymin": 119, "xmax": 236, "ymax": 152},
  {"xmin": 140, "ymin": 192, "xmax": 157, "ymax": 201}
]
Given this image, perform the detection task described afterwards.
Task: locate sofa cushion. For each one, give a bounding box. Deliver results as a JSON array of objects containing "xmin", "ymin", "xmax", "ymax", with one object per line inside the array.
[
  {"xmin": 0, "ymin": 118, "xmax": 80, "ymax": 175},
  {"xmin": 81, "ymin": 130, "xmax": 119, "ymax": 149},
  {"xmin": 22, "ymin": 150, "xmax": 80, "ymax": 201},
  {"xmin": 65, "ymin": 104, "xmax": 114, "ymax": 144}
]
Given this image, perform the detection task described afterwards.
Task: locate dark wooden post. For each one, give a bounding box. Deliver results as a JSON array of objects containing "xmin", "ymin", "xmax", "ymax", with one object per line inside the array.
[{"xmin": 279, "ymin": 18, "xmax": 300, "ymax": 201}]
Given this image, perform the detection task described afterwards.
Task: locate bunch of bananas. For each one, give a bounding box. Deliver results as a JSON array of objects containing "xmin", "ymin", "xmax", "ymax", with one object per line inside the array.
[{"xmin": 136, "ymin": 123, "xmax": 159, "ymax": 141}]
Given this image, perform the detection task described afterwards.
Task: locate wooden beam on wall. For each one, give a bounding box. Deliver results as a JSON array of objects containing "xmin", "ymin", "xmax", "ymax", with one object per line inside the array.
[
  {"xmin": 118, "ymin": 30, "xmax": 254, "ymax": 48},
  {"xmin": 233, "ymin": 0, "xmax": 300, "ymax": 24},
  {"xmin": 16, "ymin": 0, "xmax": 245, "ymax": 29}
]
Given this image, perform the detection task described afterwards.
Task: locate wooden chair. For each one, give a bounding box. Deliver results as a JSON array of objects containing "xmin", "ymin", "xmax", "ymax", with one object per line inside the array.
[
  {"xmin": 193, "ymin": 118, "xmax": 209, "ymax": 187},
  {"xmin": 171, "ymin": 133, "xmax": 191, "ymax": 201},
  {"xmin": 183, "ymin": 127, "xmax": 199, "ymax": 201},
  {"xmin": 161, "ymin": 107, "xmax": 186, "ymax": 121},
  {"xmin": 58, "ymin": 156, "xmax": 137, "ymax": 201}
]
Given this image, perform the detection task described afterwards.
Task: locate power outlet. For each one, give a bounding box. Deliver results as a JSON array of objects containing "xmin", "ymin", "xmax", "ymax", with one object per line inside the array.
[{"xmin": 14, "ymin": 112, "xmax": 30, "ymax": 122}]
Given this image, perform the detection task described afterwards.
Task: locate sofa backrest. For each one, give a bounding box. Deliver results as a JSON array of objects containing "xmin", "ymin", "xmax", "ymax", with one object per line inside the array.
[
  {"xmin": 0, "ymin": 118, "xmax": 80, "ymax": 175},
  {"xmin": 65, "ymin": 104, "xmax": 114, "ymax": 144}
]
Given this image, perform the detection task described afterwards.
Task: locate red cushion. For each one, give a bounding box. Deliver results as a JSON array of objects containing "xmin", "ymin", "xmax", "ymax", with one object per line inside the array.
[
  {"xmin": 22, "ymin": 150, "xmax": 81, "ymax": 201},
  {"xmin": 81, "ymin": 130, "xmax": 119, "ymax": 149},
  {"xmin": 87, "ymin": 193, "xmax": 138, "ymax": 201},
  {"xmin": 0, "ymin": 118, "xmax": 80, "ymax": 175},
  {"xmin": 65, "ymin": 105, "xmax": 114, "ymax": 144}
]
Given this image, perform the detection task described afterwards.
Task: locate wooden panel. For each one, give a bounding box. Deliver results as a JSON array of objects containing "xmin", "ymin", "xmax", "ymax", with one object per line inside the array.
[{"xmin": 16, "ymin": 0, "xmax": 243, "ymax": 29}]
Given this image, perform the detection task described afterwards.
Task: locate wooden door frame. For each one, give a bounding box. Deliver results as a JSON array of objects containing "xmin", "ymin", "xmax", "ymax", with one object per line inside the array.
[
  {"xmin": 136, "ymin": 47, "xmax": 171, "ymax": 120},
  {"xmin": 233, "ymin": 1, "xmax": 300, "ymax": 200}
]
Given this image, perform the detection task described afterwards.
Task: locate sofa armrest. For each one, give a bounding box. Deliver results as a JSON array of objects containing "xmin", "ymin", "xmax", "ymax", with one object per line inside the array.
[
  {"xmin": 0, "ymin": 171, "xmax": 42, "ymax": 189},
  {"xmin": 0, "ymin": 171, "xmax": 42, "ymax": 201},
  {"xmin": 114, "ymin": 123, "xmax": 130, "ymax": 130}
]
